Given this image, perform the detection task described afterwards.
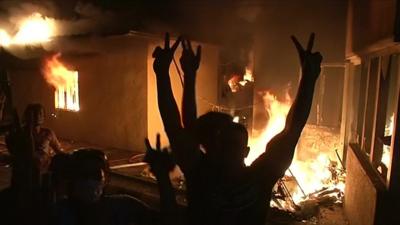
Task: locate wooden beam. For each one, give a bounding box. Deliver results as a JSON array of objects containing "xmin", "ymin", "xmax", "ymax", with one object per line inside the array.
[
  {"xmin": 362, "ymin": 57, "xmax": 380, "ymax": 153},
  {"xmin": 388, "ymin": 65, "xmax": 400, "ymax": 192},
  {"xmin": 370, "ymin": 56, "xmax": 391, "ymax": 168},
  {"xmin": 395, "ymin": 0, "xmax": 400, "ymax": 42}
]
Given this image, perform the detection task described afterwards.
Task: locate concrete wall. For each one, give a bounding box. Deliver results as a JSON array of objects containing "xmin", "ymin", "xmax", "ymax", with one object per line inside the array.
[
  {"xmin": 344, "ymin": 144, "xmax": 386, "ymax": 225},
  {"xmin": 147, "ymin": 39, "xmax": 219, "ymax": 146},
  {"xmin": 10, "ymin": 35, "xmax": 149, "ymax": 152}
]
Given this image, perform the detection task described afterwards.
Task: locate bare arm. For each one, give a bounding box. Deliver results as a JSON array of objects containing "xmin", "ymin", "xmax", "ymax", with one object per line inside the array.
[
  {"xmin": 181, "ymin": 38, "xmax": 201, "ymax": 128},
  {"xmin": 252, "ymin": 33, "xmax": 323, "ymax": 178},
  {"xmin": 49, "ymin": 130, "xmax": 63, "ymax": 154},
  {"xmin": 153, "ymin": 34, "xmax": 200, "ymax": 173},
  {"xmin": 144, "ymin": 136, "xmax": 182, "ymax": 225},
  {"xmin": 153, "ymin": 33, "xmax": 183, "ymax": 138}
]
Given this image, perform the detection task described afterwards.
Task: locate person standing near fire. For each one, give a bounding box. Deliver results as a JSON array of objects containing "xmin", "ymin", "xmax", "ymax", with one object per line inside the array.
[
  {"xmin": 23, "ymin": 103, "xmax": 63, "ymax": 172},
  {"xmin": 152, "ymin": 32, "xmax": 323, "ymax": 225}
]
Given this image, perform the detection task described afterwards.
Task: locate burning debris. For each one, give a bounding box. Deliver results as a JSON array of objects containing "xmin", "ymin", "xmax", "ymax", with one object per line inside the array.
[{"xmin": 246, "ymin": 89, "xmax": 346, "ymax": 218}]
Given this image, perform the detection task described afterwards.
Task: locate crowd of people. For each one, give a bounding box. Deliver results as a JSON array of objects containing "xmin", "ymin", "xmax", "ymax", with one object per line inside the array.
[{"xmin": 0, "ymin": 32, "xmax": 322, "ymax": 225}]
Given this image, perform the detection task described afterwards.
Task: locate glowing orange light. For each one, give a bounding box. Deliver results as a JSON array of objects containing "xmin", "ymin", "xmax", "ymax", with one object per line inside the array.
[
  {"xmin": 0, "ymin": 12, "xmax": 56, "ymax": 46},
  {"xmin": 43, "ymin": 54, "xmax": 79, "ymax": 111}
]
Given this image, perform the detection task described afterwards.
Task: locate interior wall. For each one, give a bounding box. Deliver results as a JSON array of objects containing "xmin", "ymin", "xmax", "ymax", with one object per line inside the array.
[
  {"xmin": 10, "ymin": 35, "xmax": 149, "ymax": 152},
  {"xmin": 251, "ymin": 0, "xmax": 347, "ymax": 131},
  {"xmin": 347, "ymin": 0, "xmax": 397, "ymax": 55},
  {"xmin": 147, "ymin": 39, "xmax": 219, "ymax": 146}
]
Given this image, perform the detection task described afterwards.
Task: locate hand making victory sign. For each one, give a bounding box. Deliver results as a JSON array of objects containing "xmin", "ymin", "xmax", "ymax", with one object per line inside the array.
[
  {"xmin": 180, "ymin": 38, "xmax": 201, "ymax": 77},
  {"xmin": 180, "ymin": 37, "xmax": 201, "ymax": 128},
  {"xmin": 144, "ymin": 134, "xmax": 175, "ymax": 177},
  {"xmin": 291, "ymin": 33, "xmax": 323, "ymax": 81},
  {"xmin": 152, "ymin": 33, "xmax": 182, "ymax": 75}
]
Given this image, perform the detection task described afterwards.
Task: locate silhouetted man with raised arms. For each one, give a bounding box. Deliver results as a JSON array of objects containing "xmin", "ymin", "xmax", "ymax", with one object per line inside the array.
[{"xmin": 153, "ymin": 33, "xmax": 322, "ymax": 225}]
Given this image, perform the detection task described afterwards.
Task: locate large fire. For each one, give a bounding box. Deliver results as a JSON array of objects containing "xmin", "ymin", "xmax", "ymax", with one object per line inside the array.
[
  {"xmin": 43, "ymin": 54, "xmax": 80, "ymax": 111},
  {"xmin": 245, "ymin": 91, "xmax": 291, "ymax": 165},
  {"xmin": 246, "ymin": 89, "xmax": 345, "ymax": 210},
  {"xmin": 0, "ymin": 13, "xmax": 55, "ymax": 46}
]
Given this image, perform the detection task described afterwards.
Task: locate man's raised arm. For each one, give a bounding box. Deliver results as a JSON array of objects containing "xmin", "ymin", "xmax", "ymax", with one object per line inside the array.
[
  {"xmin": 153, "ymin": 33, "xmax": 183, "ymax": 138},
  {"xmin": 180, "ymin": 38, "xmax": 201, "ymax": 128},
  {"xmin": 252, "ymin": 33, "xmax": 323, "ymax": 178}
]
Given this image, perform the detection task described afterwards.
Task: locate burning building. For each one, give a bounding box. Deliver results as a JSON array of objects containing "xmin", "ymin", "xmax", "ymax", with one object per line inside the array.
[{"xmin": 0, "ymin": 0, "xmax": 398, "ymax": 225}]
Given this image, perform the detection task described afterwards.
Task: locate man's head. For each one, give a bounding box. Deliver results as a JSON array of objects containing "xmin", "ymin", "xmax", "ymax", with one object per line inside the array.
[
  {"xmin": 24, "ymin": 104, "xmax": 45, "ymax": 126},
  {"xmin": 69, "ymin": 149, "xmax": 109, "ymax": 205},
  {"xmin": 195, "ymin": 112, "xmax": 250, "ymax": 170},
  {"xmin": 194, "ymin": 111, "xmax": 233, "ymax": 152}
]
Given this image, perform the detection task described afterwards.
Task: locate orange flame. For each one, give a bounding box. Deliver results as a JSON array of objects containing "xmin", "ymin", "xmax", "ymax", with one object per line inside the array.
[
  {"xmin": 43, "ymin": 54, "xmax": 79, "ymax": 111},
  {"xmin": 227, "ymin": 67, "xmax": 254, "ymax": 93},
  {"xmin": 0, "ymin": 12, "xmax": 55, "ymax": 46},
  {"xmin": 246, "ymin": 89, "xmax": 345, "ymax": 209},
  {"xmin": 245, "ymin": 91, "xmax": 292, "ymax": 165}
]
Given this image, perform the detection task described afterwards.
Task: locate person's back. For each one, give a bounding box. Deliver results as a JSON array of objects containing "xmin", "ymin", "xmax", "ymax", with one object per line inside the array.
[{"xmin": 185, "ymin": 120, "xmax": 284, "ymax": 225}]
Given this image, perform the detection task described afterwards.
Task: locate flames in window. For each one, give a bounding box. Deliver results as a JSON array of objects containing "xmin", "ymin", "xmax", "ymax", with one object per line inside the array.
[{"xmin": 43, "ymin": 54, "xmax": 80, "ymax": 112}]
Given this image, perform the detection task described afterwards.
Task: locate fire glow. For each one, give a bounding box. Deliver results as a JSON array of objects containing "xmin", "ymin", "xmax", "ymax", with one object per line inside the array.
[
  {"xmin": 246, "ymin": 89, "xmax": 345, "ymax": 210},
  {"xmin": 382, "ymin": 114, "xmax": 394, "ymax": 169},
  {"xmin": 0, "ymin": 13, "xmax": 56, "ymax": 46},
  {"xmin": 43, "ymin": 54, "xmax": 80, "ymax": 112},
  {"xmin": 228, "ymin": 67, "xmax": 254, "ymax": 92}
]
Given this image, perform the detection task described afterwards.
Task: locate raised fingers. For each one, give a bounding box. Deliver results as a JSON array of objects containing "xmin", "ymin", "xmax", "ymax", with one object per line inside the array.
[
  {"xmin": 187, "ymin": 39, "xmax": 194, "ymax": 53},
  {"xmin": 291, "ymin": 35, "xmax": 304, "ymax": 54},
  {"xmin": 306, "ymin": 33, "xmax": 315, "ymax": 52},
  {"xmin": 171, "ymin": 36, "xmax": 182, "ymax": 52},
  {"xmin": 164, "ymin": 32, "xmax": 170, "ymax": 49},
  {"xmin": 145, "ymin": 138, "xmax": 152, "ymax": 151},
  {"xmin": 196, "ymin": 45, "xmax": 202, "ymax": 62}
]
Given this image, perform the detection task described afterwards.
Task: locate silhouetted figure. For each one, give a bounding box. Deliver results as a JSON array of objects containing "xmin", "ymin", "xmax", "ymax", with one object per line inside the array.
[
  {"xmin": 0, "ymin": 110, "xmax": 43, "ymax": 225},
  {"xmin": 144, "ymin": 134, "xmax": 183, "ymax": 225},
  {"xmin": 52, "ymin": 148, "xmax": 157, "ymax": 225},
  {"xmin": 23, "ymin": 104, "xmax": 62, "ymax": 173},
  {"xmin": 153, "ymin": 33, "xmax": 322, "ymax": 225},
  {"xmin": 47, "ymin": 153, "xmax": 73, "ymax": 203}
]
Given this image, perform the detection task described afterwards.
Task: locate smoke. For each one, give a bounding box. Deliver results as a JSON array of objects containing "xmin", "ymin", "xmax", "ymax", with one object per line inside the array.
[{"xmin": 0, "ymin": 0, "xmax": 116, "ymax": 37}]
